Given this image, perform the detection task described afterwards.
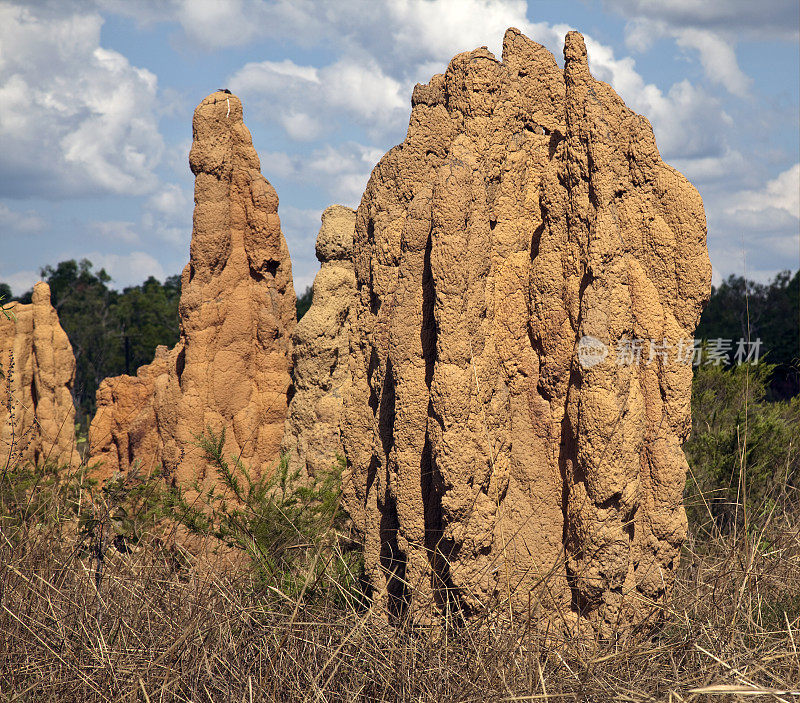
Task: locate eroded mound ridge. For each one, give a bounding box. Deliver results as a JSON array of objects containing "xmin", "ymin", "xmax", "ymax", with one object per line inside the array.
[
  {"xmin": 341, "ymin": 29, "xmax": 711, "ymax": 632},
  {"xmin": 1, "ymin": 282, "xmax": 77, "ymax": 467},
  {"xmin": 89, "ymin": 91, "xmax": 296, "ymax": 486},
  {"xmin": 281, "ymin": 205, "xmax": 357, "ymax": 481}
]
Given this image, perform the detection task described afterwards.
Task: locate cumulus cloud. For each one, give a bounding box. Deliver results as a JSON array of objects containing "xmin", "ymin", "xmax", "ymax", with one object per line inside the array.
[
  {"xmin": 141, "ymin": 183, "xmax": 193, "ymax": 245},
  {"xmin": 230, "ymin": 56, "xmax": 408, "ymax": 141},
  {"xmin": 89, "ymin": 220, "xmax": 140, "ymax": 244},
  {"xmin": 99, "ymin": 0, "xmax": 324, "ymax": 49},
  {"xmin": 727, "ymin": 163, "xmax": 800, "ymax": 220},
  {"xmin": 673, "ymin": 28, "xmax": 751, "ymax": 97},
  {"xmin": 80, "ymin": 187, "xmax": 191, "ymax": 276},
  {"xmin": 381, "ymin": 0, "xmax": 544, "ymax": 63},
  {"xmin": 605, "ymin": 0, "xmax": 799, "ymax": 97},
  {"xmin": 605, "ymin": 0, "xmax": 800, "ymax": 41},
  {"xmin": 0, "ymin": 4, "xmax": 163, "ymax": 198},
  {"xmin": 671, "ymin": 148, "xmax": 747, "ymax": 185},
  {"xmin": 704, "ymin": 164, "xmax": 800, "ymax": 284},
  {"xmin": 87, "ymin": 251, "xmax": 167, "ymax": 288},
  {"xmin": 0, "ymin": 269, "xmax": 40, "ymax": 297},
  {"xmin": 623, "ymin": 20, "xmax": 752, "ymax": 97}
]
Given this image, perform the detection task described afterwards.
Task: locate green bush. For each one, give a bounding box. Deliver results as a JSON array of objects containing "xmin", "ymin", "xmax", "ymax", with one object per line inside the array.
[
  {"xmin": 685, "ymin": 362, "xmax": 800, "ymax": 534},
  {"xmin": 159, "ymin": 428, "xmax": 364, "ymax": 607}
]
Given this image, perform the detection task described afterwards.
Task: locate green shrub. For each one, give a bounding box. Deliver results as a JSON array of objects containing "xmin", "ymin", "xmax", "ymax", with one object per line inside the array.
[
  {"xmin": 160, "ymin": 427, "xmax": 364, "ymax": 607},
  {"xmin": 685, "ymin": 362, "xmax": 800, "ymax": 534}
]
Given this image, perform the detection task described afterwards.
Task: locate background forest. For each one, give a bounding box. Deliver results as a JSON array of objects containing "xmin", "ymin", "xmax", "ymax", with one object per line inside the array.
[
  {"xmin": 1, "ymin": 262, "xmax": 796, "ymax": 424},
  {"xmin": 1, "ymin": 261, "xmax": 313, "ymax": 426}
]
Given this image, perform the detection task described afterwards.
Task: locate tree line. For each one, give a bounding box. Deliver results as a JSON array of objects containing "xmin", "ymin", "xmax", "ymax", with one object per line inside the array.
[
  {"xmin": 1, "ymin": 261, "xmax": 797, "ymax": 426},
  {"xmin": 695, "ymin": 269, "xmax": 799, "ymax": 399}
]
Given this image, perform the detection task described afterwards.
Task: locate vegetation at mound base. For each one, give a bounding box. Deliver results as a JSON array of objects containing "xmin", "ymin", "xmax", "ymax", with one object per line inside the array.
[
  {"xmin": 686, "ymin": 362, "xmax": 800, "ymax": 533},
  {"xmin": 2, "ymin": 357, "xmax": 800, "ymax": 699},
  {"xmin": 1, "ymin": 260, "xmax": 797, "ymax": 698},
  {"xmin": 2, "ymin": 476, "xmax": 800, "ymax": 700}
]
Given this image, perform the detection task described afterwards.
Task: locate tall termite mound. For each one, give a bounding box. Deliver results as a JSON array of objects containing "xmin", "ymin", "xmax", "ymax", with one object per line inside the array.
[
  {"xmin": 281, "ymin": 205, "xmax": 356, "ymax": 481},
  {"xmin": 341, "ymin": 29, "xmax": 711, "ymax": 632},
  {"xmin": 1, "ymin": 282, "xmax": 77, "ymax": 468},
  {"xmin": 89, "ymin": 91, "xmax": 296, "ymax": 486}
]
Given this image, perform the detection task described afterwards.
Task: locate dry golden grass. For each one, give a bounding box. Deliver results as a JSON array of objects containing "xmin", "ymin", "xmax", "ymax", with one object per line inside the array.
[{"xmin": 2, "ymin": 476, "xmax": 800, "ymax": 703}]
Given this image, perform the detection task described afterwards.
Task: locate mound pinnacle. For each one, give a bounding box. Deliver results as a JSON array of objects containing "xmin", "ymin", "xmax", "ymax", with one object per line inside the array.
[{"xmin": 89, "ymin": 91, "xmax": 296, "ymax": 487}]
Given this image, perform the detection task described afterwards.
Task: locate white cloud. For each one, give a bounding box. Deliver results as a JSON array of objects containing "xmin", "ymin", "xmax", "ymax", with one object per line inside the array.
[
  {"xmin": 704, "ymin": 164, "xmax": 800, "ymax": 285},
  {"xmin": 87, "ymin": 251, "xmax": 166, "ymax": 288},
  {"xmin": 708, "ymin": 238, "xmax": 797, "ymax": 287},
  {"xmin": 101, "ymin": 0, "xmax": 550, "ymax": 60},
  {"xmin": 147, "ymin": 183, "xmax": 191, "ymax": 220},
  {"xmin": 605, "ymin": 0, "xmax": 800, "ymax": 41},
  {"xmin": 176, "ymin": 0, "xmax": 263, "ymax": 48},
  {"xmin": 727, "ymin": 164, "xmax": 800, "ymax": 220},
  {"xmin": 230, "ymin": 56, "xmax": 408, "ymax": 140},
  {"xmin": 0, "ymin": 269, "xmax": 40, "ymax": 297},
  {"xmin": 385, "ymin": 0, "xmax": 535, "ymax": 62},
  {"xmin": 673, "ymin": 28, "xmax": 751, "ymax": 98},
  {"xmin": 263, "ymin": 143, "xmax": 381, "ymax": 205},
  {"xmin": 604, "ymin": 0, "xmax": 799, "ymax": 97},
  {"xmin": 141, "ymin": 183, "xmax": 192, "ymax": 245},
  {"xmin": 280, "ymin": 112, "xmax": 324, "ymax": 142},
  {"xmin": 0, "ymin": 4, "xmax": 163, "ymax": 198},
  {"xmin": 99, "ymin": 0, "xmax": 328, "ymax": 49},
  {"xmin": 0, "ymin": 204, "xmax": 46, "ymax": 235},
  {"xmin": 671, "ymin": 148, "xmax": 747, "ymax": 184}
]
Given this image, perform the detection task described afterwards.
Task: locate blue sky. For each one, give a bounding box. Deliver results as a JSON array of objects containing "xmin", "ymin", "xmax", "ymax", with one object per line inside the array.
[{"xmin": 1, "ymin": 0, "xmax": 798, "ymax": 295}]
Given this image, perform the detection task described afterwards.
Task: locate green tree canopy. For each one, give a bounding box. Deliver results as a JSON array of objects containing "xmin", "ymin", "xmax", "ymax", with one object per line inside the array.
[
  {"xmin": 296, "ymin": 285, "xmax": 313, "ymax": 321},
  {"xmin": 695, "ymin": 270, "xmax": 799, "ymax": 399}
]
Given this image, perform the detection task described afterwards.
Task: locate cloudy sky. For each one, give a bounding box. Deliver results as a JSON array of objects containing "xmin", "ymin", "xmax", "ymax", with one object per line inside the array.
[{"xmin": 1, "ymin": 0, "xmax": 798, "ymax": 295}]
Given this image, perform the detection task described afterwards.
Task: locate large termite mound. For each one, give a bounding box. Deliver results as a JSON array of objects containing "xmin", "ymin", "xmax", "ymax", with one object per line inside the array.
[
  {"xmin": 89, "ymin": 91, "xmax": 296, "ymax": 486},
  {"xmin": 281, "ymin": 205, "xmax": 356, "ymax": 481},
  {"xmin": 341, "ymin": 29, "xmax": 711, "ymax": 633},
  {"xmin": 1, "ymin": 282, "xmax": 77, "ymax": 467}
]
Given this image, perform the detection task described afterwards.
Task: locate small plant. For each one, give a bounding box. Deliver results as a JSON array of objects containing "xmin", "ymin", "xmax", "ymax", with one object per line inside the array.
[
  {"xmin": 85, "ymin": 463, "xmax": 166, "ymax": 551},
  {"xmin": 163, "ymin": 427, "xmax": 364, "ymax": 606},
  {"xmin": 0, "ymin": 458, "xmax": 84, "ymax": 535},
  {"xmin": 0, "ymin": 293, "xmax": 15, "ymax": 323},
  {"xmin": 685, "ymin": 362, "xmax": 800, "ymax": 535}
]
